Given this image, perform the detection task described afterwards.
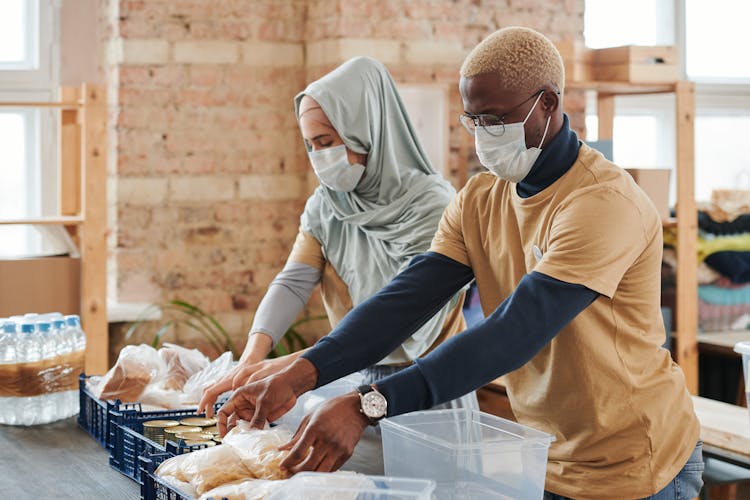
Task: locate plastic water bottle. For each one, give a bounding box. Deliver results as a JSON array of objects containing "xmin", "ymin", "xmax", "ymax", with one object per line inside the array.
[
  {"xmin": 0, "ymin": 321, "xmax": 18, "ymax": 425},
  {"xmin": 36, "ymin": 321, "xmax": 58, "ymax": 423},
  {"xmin": 52, "ymin": 318, "xmax": 75, "ymax": 418},
  {"xmin": 17, "ymin": 322, "xmax": 42, "ymax": 425},
  {"xmin": 65, "ymin": 315, "xmax": 86, "ymax": 416},
  {"xmin": 65, "ymin": 315, "xmax": 86, "ymax": 352}
]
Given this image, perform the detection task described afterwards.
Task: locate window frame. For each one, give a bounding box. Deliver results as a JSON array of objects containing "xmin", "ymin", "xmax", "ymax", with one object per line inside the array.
[
  {"xmin": 0, "ymin": 0, "xmax": 60, "ymax": 220},
  {"xmin": 583, "ymin": 0, "xmax": 750, "ymax": 202}
]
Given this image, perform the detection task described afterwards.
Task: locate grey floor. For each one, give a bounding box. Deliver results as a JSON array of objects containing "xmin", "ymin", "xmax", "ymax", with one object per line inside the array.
[{"xmin": 0, "ymin": 418, "xmax": 139, "ymax": 499}]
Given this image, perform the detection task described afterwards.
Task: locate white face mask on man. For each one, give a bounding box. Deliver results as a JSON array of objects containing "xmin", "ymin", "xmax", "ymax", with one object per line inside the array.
[
  {"xmin": 474, "ymin": 91, "xmax": 551, "ymax": 183},
  {"xmin": 308, "ymin": 144, "xmax": 365, "ymax": 192}
]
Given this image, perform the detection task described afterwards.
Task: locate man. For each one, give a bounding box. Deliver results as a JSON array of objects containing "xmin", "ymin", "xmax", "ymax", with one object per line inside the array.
[{"xmin": 218, "ymin": 27, "xmax": 703, "ymax": 499}]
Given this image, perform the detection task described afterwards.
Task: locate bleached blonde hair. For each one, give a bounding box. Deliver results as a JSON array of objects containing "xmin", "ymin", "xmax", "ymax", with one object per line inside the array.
[{"xmin": 460, "ymin": 26, "xmax": 565, "ymax": 95}]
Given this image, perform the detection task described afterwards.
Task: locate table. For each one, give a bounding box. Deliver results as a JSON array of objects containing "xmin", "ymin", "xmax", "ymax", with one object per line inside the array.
[
  {"xmin": 693, "ymin": 396, "xmax": 750, "ymax": 468},
  {"xmin": 0, "ymin": 418, "xmax": 138, "ymax": 499},
  {"xmin": 698, "ymin": 331, "xmax": 750, "ymax": 357}
]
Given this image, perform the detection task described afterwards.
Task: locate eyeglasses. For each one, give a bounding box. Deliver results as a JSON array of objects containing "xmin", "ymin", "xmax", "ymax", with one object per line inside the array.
[{"xmin": 459, "ymin": 89, "xmax": 546, "ymax": 137}]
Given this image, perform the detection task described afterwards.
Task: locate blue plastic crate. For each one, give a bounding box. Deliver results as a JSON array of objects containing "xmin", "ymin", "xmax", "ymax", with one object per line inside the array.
[
  {"xmin": 109, "ymin": 403, "xmax": 220, "ymax": 482},
  {"xmin": 77, "ymin": 373, "xmax": 117, "ymax": 448},
  {"xmin": 140, "ymin": 452, "xmax": 195, "ymax": 500}
]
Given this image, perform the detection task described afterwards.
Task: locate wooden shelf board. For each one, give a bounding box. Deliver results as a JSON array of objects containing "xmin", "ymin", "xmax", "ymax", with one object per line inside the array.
[
  {"xmin": 0, "ymin": 101, "xmax": 80, "ymax": 109},
  {"xmin": 567, "ymin": 81, "xmax": 677, "ymax": 95},
  {"xmin": 0, "ymin": 216, "xmax": 84, "ymax": 226}
]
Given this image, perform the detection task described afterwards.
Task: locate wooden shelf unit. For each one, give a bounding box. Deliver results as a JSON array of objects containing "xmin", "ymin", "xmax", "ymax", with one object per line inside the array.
[
  {"xmin": 0, "ymin": 84, "xmax": 108, "ymax": 375},
  {"xmin": 582, "ymin": 80, "xmax": 698, "ymax": 393}
]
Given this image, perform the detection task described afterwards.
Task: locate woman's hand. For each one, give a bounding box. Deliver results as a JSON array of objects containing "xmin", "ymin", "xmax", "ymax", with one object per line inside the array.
[
  {"xmin": 217, "ymin": 358, "xmax": 319, "ymax": 434},
  {"xmin": 198, "ymin": 333, "xmax": 274, "ymax": 417},
  {"xmin": 198, "ymin": 363, "xmax": 243, "ymax": 418},
  {"xmin": 231, "ymin": 350, "xmax": 306, "ymax": 389}
]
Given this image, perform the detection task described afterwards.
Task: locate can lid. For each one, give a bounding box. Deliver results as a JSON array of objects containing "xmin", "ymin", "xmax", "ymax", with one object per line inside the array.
[
  {"xmin": 734, "ymin": 341, "xmax": 750, "ymax": 355},
  {"xmin": 175, "ymin": 431, "xmax": 214, "ymax": 440},
  {"xmin": 142, "ymin": 420, "xmax": 180, "ymax": 428},
  {"xmin": 164, "ymin": 425, "xmax": 202, "ymax": 434},
  {"xmin": 180, "ymin": 417, "xmax": 216, "ymax": 427}
]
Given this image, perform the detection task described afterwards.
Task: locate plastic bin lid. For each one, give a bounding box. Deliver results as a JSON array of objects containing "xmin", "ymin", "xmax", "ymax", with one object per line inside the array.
[{"xmin": 734, "ymin": 341, "xmax": 750, "ymax": 355}]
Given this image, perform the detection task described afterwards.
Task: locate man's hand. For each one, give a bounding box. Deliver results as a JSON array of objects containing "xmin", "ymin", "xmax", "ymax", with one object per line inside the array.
[
  {"xmin": 217, "ymin": 357, "xmax": 318, "ymax": 435},
  {"xmin": 278, "ymin": 392, "xmax": 369, "ymax": 474}
]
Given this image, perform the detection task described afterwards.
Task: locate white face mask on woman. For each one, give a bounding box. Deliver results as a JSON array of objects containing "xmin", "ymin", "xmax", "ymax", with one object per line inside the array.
[
  {"xmin": 308, "ymin": 144, "xmax": 365, "ymax": 192},
  {"xmin": 474, "ymin": 91, "xmax": 551, "ymax": 183}
]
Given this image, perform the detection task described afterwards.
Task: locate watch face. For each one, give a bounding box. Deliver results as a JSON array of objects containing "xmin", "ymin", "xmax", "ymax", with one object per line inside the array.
[{"xmin": 361, "ymin": 391, "xmax": 387, "ymax": 419}]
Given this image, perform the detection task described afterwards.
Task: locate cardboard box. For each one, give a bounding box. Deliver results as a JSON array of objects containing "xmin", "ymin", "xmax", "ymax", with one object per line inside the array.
[
  {"xmin": 0, "ymin": 256, "xmax": 80, "ymax": 317},
  {"xmin": 625, "ymin": 168, "xmax": 671, "ymax": 219},
  {"xmin": 591, "ymin": 45, "xmax": 678, "ymax": 83},
  {"xmin": 555, "ymin": 39, "xmax": 594, "ymax": 82}
]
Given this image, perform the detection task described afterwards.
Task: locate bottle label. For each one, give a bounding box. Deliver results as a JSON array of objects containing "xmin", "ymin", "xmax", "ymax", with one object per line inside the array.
[{"xmin": 0, "ymin": 351, "xmax": 84, "ymax": 397}]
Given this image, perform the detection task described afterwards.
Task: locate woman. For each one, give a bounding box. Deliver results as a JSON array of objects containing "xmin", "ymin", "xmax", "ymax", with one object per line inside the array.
[{"xmin": 199, "ymin": 57, "xmax": 477, "ymax": 434}]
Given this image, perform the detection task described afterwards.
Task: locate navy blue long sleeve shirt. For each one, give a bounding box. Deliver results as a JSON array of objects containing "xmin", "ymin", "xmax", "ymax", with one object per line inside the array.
[{"xmin": 301, "ymin": 114, "xmax": 595, "ymax": 416}]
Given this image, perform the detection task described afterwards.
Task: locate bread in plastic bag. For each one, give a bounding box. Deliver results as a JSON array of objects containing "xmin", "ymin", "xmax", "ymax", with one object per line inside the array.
[
  {"xmin": 155, "ymin": 451, "xmax": 190, "ymax": 482},
  {"xmin": 160, "ymin": 474, "xmax": 199, "ymax": 499},
  {"xmin": 180, "ymin": 351, "xmax": 235, "ymax": 405},
  {"xmin": 176, "ymin": 444, "xmax": 254, "ymax": 495},
  {"xmin": 159, "ymin": 343, "xmax": 209, "ymax": 391},
  {"xmin": 95, "ymin": 344, "xmax": 166, "ymax": 402},
  {"xmin": 222, "ymin": 421, "xmax": 293, "ymax": 480},
  {"xmin": 199, "ymin": 478, "xmax": 286, "ymax": 500}
]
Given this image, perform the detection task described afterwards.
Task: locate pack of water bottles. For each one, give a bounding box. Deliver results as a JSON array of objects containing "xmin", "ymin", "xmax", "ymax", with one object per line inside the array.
[{"xmin": 0, "ymin": 312, "xmax": 87, "ymax": 426}]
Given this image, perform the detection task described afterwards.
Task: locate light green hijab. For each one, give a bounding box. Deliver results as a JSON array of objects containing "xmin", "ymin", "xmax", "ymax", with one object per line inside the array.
[{"xmin": 295, "ymin": 57, "xmax": 460, "ymax": 362}]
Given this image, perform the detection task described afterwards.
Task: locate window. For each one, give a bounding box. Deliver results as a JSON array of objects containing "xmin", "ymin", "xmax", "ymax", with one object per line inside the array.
[
  {"xmin": 584, "ymin": 0, "xmax": 750, "ymax": 202},
  {"xmin": 0, "ymin": 0, "xmax": 59, "ymax": 257}
]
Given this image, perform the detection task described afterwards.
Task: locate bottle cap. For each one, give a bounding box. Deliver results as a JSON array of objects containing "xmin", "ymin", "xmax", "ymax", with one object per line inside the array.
[
  {"xmin": 37, "ymin": 322, "xmax": 51, "ymax": 332},
  {"xmin": 20, "ymin": 322, "xmax": 35, "ymax": 333},
  {"xmin": 2, "ymin": 322, "xmax": 16, "ymax": 333},
  {"xmin": 64, "ymin": 315, "xmax": 81, "ymax": 327}
]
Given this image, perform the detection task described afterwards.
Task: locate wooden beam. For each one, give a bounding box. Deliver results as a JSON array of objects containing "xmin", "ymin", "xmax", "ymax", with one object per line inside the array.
[
  {"xmin": 596, "ymin": 94, "xmax": 615, "ymax": 140},
  {"xmin": 80, "ymin": 84, "xmax": 108, "ymax": 375},
  {"xmin": 674, "ymin": 81, "xmax": 698, "ymax": 393},
  {"xmin": 59, "ymin": 87, "xmax": 81, "ymax": 217}
]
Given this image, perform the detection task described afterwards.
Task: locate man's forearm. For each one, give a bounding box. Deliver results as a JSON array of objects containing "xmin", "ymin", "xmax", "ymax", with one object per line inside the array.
[
  {"xmin": 302, "ymin": 252, "xmax": 475, "ymax": 387},
  {"xmin": 376, "ymin": 271, "xmax": 599, "ymax": 416}
]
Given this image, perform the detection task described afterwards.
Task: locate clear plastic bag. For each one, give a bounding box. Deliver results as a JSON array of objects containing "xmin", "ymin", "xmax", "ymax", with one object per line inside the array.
[
  {"xmin": 160, "ymin": 475, "xmax": 198, "ymax": 499},
  {"xmin": 222, "ymin": 422, "xmax": 293, "ymax": 480},
  {"xmin": 199, "ymin": 478, "xmax": 286, "ymax": 500},
  {"xmin": 159, "ymin": 343, "xmax": 209, "ymax": 391},
  {"xmin": 176, "ymin": 444, "xmax": 254, "ymax": 495},
  {"xmin": 94, "ymin": 344, "xmax": 166, "ymax": 402},
  {"xmin": 181, "ymin": 351, "xmax": 235, "ymax": 405},
  {"xmin": 267, "ymin": 472, "xmax": 376, "ymax": 500}
]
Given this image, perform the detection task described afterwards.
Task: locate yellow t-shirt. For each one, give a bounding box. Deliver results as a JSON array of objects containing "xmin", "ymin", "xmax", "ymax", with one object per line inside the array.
[
  {"xmin": 430, "ymin": 144, "xmax": 700, "ymax": 499},
  {"xmin": 288, "ymin": 230, "xmax": 466, "ymax": 364}
]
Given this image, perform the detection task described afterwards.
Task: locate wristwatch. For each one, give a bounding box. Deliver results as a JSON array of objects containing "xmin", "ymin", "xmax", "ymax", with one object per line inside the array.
[{"xmin": 357, "ymin": 384, "xmax": 388, "ymax": 424}]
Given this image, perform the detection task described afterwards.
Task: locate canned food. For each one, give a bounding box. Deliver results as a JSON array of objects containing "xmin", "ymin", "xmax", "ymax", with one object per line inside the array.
[
  {"xmin": 142, "ymin": 420, "xmax": 180, "ymax": 446},
  {"xmin": 175, "ymin": 431, "xmax": 214, "ymax": 441},
  {"xmin": 163, "ymin": 425, "xmax": 203, "ymax": 443}
]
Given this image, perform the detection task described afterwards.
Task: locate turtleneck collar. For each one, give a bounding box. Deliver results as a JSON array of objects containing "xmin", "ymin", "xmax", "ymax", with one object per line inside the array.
[{"xmin": 517, "ymin": 113, "xmax": 580, "ymax": 198}]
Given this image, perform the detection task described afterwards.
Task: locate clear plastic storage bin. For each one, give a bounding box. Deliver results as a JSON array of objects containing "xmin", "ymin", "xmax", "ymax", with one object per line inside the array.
[
  {"xmin": 381, "ymin": 408, "xmax": 554, "ymax": 500},
  {"xmin": 735, "ymin": 341, "xmax": 750, "ymax": 421},
  {"xmin": 267, "ymin": 472, "xmax": 435, "ymax": 500}
]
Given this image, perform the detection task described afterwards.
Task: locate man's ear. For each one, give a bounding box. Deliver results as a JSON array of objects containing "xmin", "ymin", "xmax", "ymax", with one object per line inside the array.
[{"xmin": 542, "ymin": 89, "xmax": 560, "ymax": 113}]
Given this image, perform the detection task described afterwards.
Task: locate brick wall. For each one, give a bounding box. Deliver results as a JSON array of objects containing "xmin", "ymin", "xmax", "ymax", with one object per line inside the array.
[{"xmin": 105, "ymin": 0, "xmax": 584, "ymax": 359}]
